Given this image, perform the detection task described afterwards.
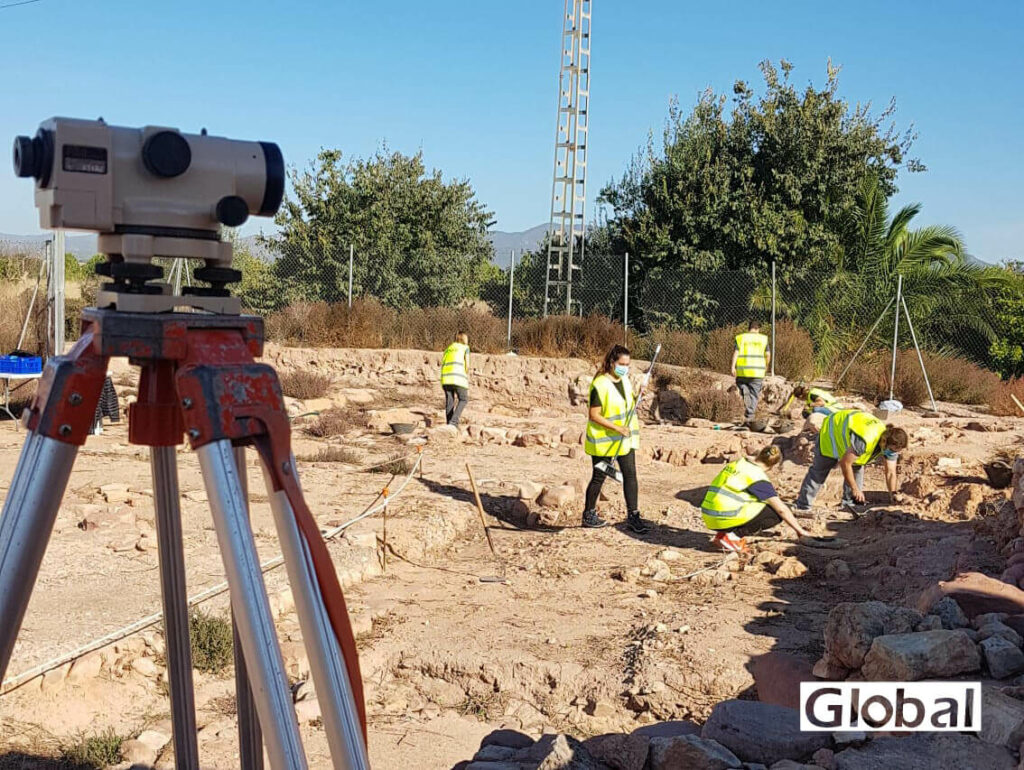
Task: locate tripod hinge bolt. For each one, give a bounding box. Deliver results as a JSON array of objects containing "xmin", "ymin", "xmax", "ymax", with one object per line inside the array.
[
  {"xmin": 188, "ymin": 428, "xmax": 200, "ymax": 440},
  {"xmin": 69, "ymin": 393, "xmax": 82, "ymax": 406},
  {"xmin": 182, "ymin": 398, "xmax": 193, "ymax": 409},
  {"xmin": 59, "ymin": 424, "xmax": 72, "ymax": 436},
  {"xmin": 282, "ymin": 461, "xmax": 292, "ymax": 475}
]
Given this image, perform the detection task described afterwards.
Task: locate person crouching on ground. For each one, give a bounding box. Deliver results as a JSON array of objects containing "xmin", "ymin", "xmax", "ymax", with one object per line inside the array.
[
  {"xmin": 581, "ymin": 344, "xmax": 650, "ymax": 533},
  {"xmin": 792, "ymin": 385, "xmax": 841, "ymax": 419},
  {"xmin": 701, "ymin": 445, "xmax": 813, "ymax": 554},
  {"xmin": 795, "ymin": 409, "xmax": 908, "ymax": 513},
  {"xmin": 440, "ymin": 332, "xmax": 470, "ymax": 426}
]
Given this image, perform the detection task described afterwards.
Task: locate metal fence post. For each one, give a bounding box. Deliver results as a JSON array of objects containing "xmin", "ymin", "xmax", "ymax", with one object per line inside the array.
[
  {"xmin": 889, "ymin": 274, "xmax": 903, "ymax": 401},
  {"xmin": 507, "ymin": 249, "xmax": 515, "ymax": 349},
  {"xmin": 770, "ymin": 260, "xmax": 776, "ymax": 377},
  {"xmin": 623, "ymin": 252, "xmax": 629, "ymax": 345},
  {"xmin": 348, "ymin": 244, "xmax": 354, "ymax": 309}
]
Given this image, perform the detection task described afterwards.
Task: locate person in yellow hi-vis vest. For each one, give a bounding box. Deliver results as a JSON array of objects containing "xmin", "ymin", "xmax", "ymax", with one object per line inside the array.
[
  {"xmin": 582, "ymin": 345, "xmax": 649, "ymax": 533},
  {"xmin": 440, "ymin": 332, "xmax": 470, "ymax": 426},
  {"xmin": 731, "ymin": 321, "xmax": 770, "ymax": 423},
  {"xmin": 795, "ymin": 409, "xmax": 908, "ymax": 514},
  {"xmin": 791, "ymin": 385, "xmax": 841, "ymax": 419},
  {"xmin": 701, "ymin": 446, "xmax": 812, "ymax": 554}
]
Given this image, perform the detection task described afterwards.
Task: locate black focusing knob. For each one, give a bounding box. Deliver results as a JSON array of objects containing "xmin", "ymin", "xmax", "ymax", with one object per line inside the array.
[
  {"xmin": 142, "ymin": 130, "xmax": 192, "ymax": 178},
  {"xmin": 215, "ymin": 195, "xmax": 249, "ymax": 227},
  {"xmin": 12, "ymin": 129, "xmax": 54, "ymax": 186},
  {"xmin": 12, "ymin": 136, "xmax": 36, "ymax": 178}
]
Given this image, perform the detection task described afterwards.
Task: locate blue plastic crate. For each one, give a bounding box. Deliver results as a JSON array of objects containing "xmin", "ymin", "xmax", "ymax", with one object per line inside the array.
[
  {"xmin": 0, "ymin": 356, "xmax": 15, "ymax": 375},
  {"xmin": 19, "ymin": 357, "xmax": 42, "ymax": 374}
]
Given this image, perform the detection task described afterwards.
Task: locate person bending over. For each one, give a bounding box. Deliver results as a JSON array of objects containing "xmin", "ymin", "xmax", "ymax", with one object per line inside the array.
[
  {"xmin": 701, "ymin": 445, "xmax": 812, "ymax": 554},
  {"xmin": 581, "ymin": 344, "xmax": 650, "ymax": 534}
]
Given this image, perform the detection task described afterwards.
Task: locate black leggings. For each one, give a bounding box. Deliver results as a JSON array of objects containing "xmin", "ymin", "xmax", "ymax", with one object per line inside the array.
[
  {"xmin": 706, "ymin": 506, "xmax": 782, "ymax": 537},
  {"xmin": 585, "ymin": 450, "xmax": 638, "ymax": 512}
]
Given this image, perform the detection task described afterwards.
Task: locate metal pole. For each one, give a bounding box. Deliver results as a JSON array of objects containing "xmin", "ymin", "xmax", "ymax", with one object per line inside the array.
[
  {"xmin": 0, "ymin": 434, "xmax": 79, "ymax": 680},
  {"xmin": 196, "ymin": 440, "xmax": 307, "ymax": 770},
  {"xmin": 835, "ymin": 295, "xmax": 897, "ymax": 387},
  {"xmin": 506, "ymin": 250, "xmax": 515, "ymax": 349},
  {"xmin": 260, "ymin": 464, "xmax": 369, "ymax": 770},
  {"xmin": 623, "ymin": 252, "xmax": 629, "ymax": 345},
  {"xmin": 771, "ymin": 260, "xmax": 776, "ymax": 378},
  {"xmin": 889, "ymin": 275, "xmax": 903, "ymax": 402},
  {"xmin": 348, "ymin": 244, "xmax": 354, "ymax": 309},
  {"xmin": 232, "ymin": 446, "xmax": 263, "ymax": 770},
  {"xmin": 901, "ymin": 295, "xmax": 937, "ymax": 412},
  {"xmin": 52, "ymin": 230, "xmax": 65, "ymax": 355},
  {"xmin": 150, "ymin": 446, "xmax": 200, "ymax": 769}
]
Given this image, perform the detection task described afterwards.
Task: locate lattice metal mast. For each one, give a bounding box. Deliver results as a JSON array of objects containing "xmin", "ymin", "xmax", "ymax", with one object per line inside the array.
[{"xmin": 544, "ymin": 0, "xmax": 591, "ymax": 317}]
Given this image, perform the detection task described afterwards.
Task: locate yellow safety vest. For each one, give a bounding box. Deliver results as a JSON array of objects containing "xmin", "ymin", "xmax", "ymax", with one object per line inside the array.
[
  {"xmin": 735, "ymin": 332, "xmax": 768, "ymax": 378},
  {"xmin": 585, "ymin": 373, "xmax": 640, "ymax": 457},
  {"xmin": 819, "ymin": 409, "xmax": 886, "ymax": 465},
  {"xmin": 440, "ymin": 342, "xmax": 470, "ymax": 388},
  {"xmin": 802, "ymin": 387, "xmax": 839, "ymax": 417},
  {"xmin": 701, "ymin": 458, "xmax": 772, "ymax": 530}
]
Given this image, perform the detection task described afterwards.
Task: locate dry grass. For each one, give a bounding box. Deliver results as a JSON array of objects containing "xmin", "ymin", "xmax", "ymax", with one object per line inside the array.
[
  {"xmin": 59, "ymin": 729, "xmax": 123, "ymax": 769},
  {"xmin": 991, "ymin": 378, "xmax": 1024, "ymax": 417},
  {"xmin": 513, "ymin": 314, "xmax": 623, "ymax": 360},
  {"xmin": 279, "ymin": 369, "xmax": 333, "ymax": 400},
  {"xmin": 635, "ymin": 326, "xmax": 701, "ymax": 368},
  {"xmin": 300, "ymin": 445, "xmax": 364, "ymax": 464},
  {"xmin": 772, "ymin": 320, "xmax": 814, "ymax": 380},
  {"xmin": 687, "ymin": 388, "xmax": 741, "ymax": 422},
  {"xmin": 703, "ymin": 324, "xmax": 745, "ymax": 375},
  {"xmin": 367, "ymin": 453, "xmax": 415, "ymax": 475},
  {"xmin": 303, "ymin": 408, "xmax": 363, "ymax": 438},
  {"xmin": 189, "ymin": 609, "xmax": 234, "ymax": 675},
  {"xmin": 920, "ymin": 352, "xmax": 1001, "ymax": 405},
  {"xmin": 842, "ymin": 349, "xmax": 931, "ymax": 407}
]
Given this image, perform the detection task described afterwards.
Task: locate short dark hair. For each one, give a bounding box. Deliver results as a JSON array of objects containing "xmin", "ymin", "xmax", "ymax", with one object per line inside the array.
[
  {"xmin": 749, "ymin": 320, "xmax": 761, "ymax": 330},
  {"xmin": 755, "ymin": 444, "xmax": 782, "ymax": 469},
  {"xmin": 883, "ymin": 426, "xmax": 908, "ymax": 452}
]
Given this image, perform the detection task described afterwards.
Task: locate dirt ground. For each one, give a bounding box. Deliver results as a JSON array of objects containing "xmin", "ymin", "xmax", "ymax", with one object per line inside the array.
[{"xmin": 0, "ymin": 345, "xmax": 1020, "ymax": 769}]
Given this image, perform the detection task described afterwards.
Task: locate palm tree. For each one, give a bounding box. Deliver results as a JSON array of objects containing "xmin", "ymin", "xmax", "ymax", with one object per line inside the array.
[{"xmin": 804, "ymin": 175, "xmax": 1009, "ymax": 369}]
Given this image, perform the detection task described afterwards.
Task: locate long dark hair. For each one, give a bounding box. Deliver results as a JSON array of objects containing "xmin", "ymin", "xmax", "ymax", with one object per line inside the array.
[{"xmin": 600, "ymin": 345, "xmax": 631, "ymax": 376}]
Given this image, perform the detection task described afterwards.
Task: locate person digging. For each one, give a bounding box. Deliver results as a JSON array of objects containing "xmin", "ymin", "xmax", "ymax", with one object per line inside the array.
[{"xmin": 701, "ymin": 445, "xmax": 814, "ymax": 554}]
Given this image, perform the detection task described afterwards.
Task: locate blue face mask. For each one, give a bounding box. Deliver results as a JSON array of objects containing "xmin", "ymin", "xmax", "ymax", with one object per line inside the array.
[{"xmin": 614, "ymin": 364, "xmax": 629, "ymax": 378}]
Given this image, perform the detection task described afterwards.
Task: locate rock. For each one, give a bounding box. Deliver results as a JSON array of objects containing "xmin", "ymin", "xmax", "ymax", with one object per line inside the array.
[
  {"xmin": 584, "ymin": 733, "xmax": 651, "ymax": 770},
  {"xmin": 860, "ymin": 630, "xmax": 980, "ymax": 680},
  {"xmin": 642, "ymin": 558, "xmax": 672, "ymax": 582},
  {"xmin": 753, "ymin": 551, "xmax": 786, "ymax": 572},
  {"xmin": 1002, "ymin": 614, "xmax": 1024, "ymax": 639},
  {"xmin": 135, "ymin": 730, "xmax": 171, "ymax": 754},
  {"xmin": 980, "ymin": 686, "xmax": 1024, "ymax": 748},
  {"xmin": 510, "ymin": 500, "xmax": 531, "ymax": 525},
  {"xmin": 342, "ymin": 388, "xmax": 375, "ymax": 405},
  {"xmin": 518, "ymin": 482, "xmax": 544, "ymax": 501},
  {"xmin": 978, "ymin": 621, "xmax": 1023, "ymax": 647},
  {"xmin": 631, "ymin": 721, "xmax": 701, "ymax": 739},
  {"xmin": 538, "ymin": 485, "xmax": 577, "ymax": 509},
  {"xmin": 914, "ymin": 616, "xmax": 943, "ymax": 632},
  {"xmin": 66, "ymin": 652, "xmax": 103, "ymax": 684},
  {"xmin": 527, "ymin": 734, "xmax": 599, "ymax": 770},
  {"xmin": 975, "ymin": 611, "xmax": 1011, "ymax": 629},
  {"xmin": 131, "ymin": 657, "xmax": 158, "ymax": 677},
  {"xmin": 702, "ymin": 701, "xmax": 829, "ymax": 766},
  {"xmin": 916, "ymin": 573, "xmax": 1024, "ymax": 619},
  {"xmin": 930, "ymin": 596, "xmax": 970, "ymax": 629},
  {"xmin": 768, "ymin": 763, "xmax": 822, "ymax": 770},
  {"xmin": 901, "ymin": 475, "xmax": 937, "ymax": 499},
  {"xmin": 99, "ymin": 482, "xmax": 132, "ymax": 504},
  {"xmin": 611, "ymin": 567, "xmax": 642, "ymax": 584},
  {"xmin": 514, "ymin": 432, "xmax": 548, "ymax": 448},
  {"xmin": 812, "ymin": 749, "xmax": 836, "ymax": 770},
  {"xmin": 658, "ymin": 549, "xmax": 683, "ymax": 562},
  {"xmin": 481, "ymin": 427, "xmax": 508, "ymax": 444},
  {"xmin": 826, "ymin": 560, "xmax": 852, "ymax": 580},
  {"xmin": 832, "ymin": 733, "xmax": 1016, "ymax": 769},
  {"xmin": 823, "ymin": 602, "xmax": 893, "ymax": 670},
  {"xmin": 121, "ymin": 739, "xmax": 158, "ymax": 767},
  {"xmin": 982, "ymin": 636, "xmax": 1024, "ymax": 679},
  {"xmin": 965, "ymin": 421, "xmax": 992, "ymax": 432},
  {"xmin": 429, "ymin": 424, "xmax": 460, "ymax": 442},
  {"xmin": 474, "ymin": 745, "xmax": 517, "ymax": 762},
  {"xmin": 882, "ymin": 607, "xmax": 923, "ymax": 635},
  {"xmin": 812, "ymin": 658, "xmax": 851, "ymax": 681},
  {"xmin": 750, "ymin": 653, "xmax": 815, "ymax": 711},
  {"xmin": 775, "ymin": 557, "xmax": 809, "ymax": 579},
  {"xmin": 480, "ymin": 730, "xmax": 534, "ymax": 750},
  {"xmin": 649, "ymin": 734, "xmax": 742, "ymax": 770},
  {"xmin": 937, "ymin": 457, "xmax": 962, "ymax": 470},
  {"xmin": 950, "ymin": 485, "xmax": 985, "ymax": 518}
]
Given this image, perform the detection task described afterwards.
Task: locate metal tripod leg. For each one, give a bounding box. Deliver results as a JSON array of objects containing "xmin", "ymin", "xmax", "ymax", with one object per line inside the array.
[
  {"xmin": 261, "ymin": 459, "xmax": 370, "ymax": 770},
  {"xmin": 233, "ymin": 446, "xmax": 264, "ymax": 770},
  {"xmin": 0, "ymin": 432, "xmax": 78, "ymax": 680},
  {"xmin": 196, "ymin": 439, "xmax": 307, "ymax": 770},
  {"xmin": 150, "ymin": 445, "xmax": 200, "ymax": 769}
]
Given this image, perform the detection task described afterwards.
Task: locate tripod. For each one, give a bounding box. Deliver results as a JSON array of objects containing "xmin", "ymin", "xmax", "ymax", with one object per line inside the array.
[{"xmin": 0, "ymin": 307, "xmax": 369, "ymax": 770}]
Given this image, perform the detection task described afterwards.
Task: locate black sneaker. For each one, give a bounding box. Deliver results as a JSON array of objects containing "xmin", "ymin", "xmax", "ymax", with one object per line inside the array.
[
  {"xmin": 582, "ymin": 510, "xmax": 608, "ymax": 528},
  {"xmin": 626, "ymin": 511, "xmax": 650, "ymax": 534}
]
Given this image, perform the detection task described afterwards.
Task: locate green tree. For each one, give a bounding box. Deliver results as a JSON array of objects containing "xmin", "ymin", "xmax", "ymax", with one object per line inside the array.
[
  {"xmin": 266, "ymin": 148, "xmax": 495, "ymax": 308},
  {"xmin": 597, "ymin": 59, "xmax": 921, "ymax": 329},
  {"xmin": 988, "ymin": 261, "xmax": 1024, "ymax": 378}
]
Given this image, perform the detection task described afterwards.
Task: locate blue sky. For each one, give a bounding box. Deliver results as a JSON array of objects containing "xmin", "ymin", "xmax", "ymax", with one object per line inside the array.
[{"xmin": 0, "ymin": 0, "xmax": 1020, "ymax": 264}]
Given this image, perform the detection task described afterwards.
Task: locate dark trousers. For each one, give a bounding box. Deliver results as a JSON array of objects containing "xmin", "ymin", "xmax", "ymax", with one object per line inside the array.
[
  {"xmin": 706, "ymin": 506, "xmax": 782, "ymax": 537},
  {"xmin": 796, "ymin": 443, "xmax": 864, "ymax": 509},
  {"xmin": 443, "ymin": 385, "xmax": 469, "ymax": 426},
  {"xmin": 736, "ymin": 377, "xmax": 764, "ymax": 420},
  {"xmin": 585, "ymin": 450, "xmax": 639, "ymax": 512}
]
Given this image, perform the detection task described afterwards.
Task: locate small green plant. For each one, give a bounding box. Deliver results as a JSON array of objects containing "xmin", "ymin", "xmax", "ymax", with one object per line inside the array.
[
  {"xmin": 299, "ymin": 445, "xmax": 363, "ymax": 464},
  {"xmin": 368, "ymin": 453, "xmax": 414, "ymax": 475},
  {"xmin": 687, "ymin": 388, "xmax": 741, "ymax": 422},
  {"xmin": 59, "ymin": 728, "xmax": 123, "ymax": 769},
  {"xmin": 189, "ymin": 609, "xmax": 234, "ymax": 675},
  {"xmin": 303, "ymin": 408, "xmax": 362, "ymax": 438},
  {"xmin": 279, "ymin": 369, "xmax": 333, "ymax": 400}
]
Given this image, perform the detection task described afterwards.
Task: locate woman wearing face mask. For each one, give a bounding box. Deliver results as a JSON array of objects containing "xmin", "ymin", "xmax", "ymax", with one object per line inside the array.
[{"xmin": 582, "ymin": 345, "xmax": 649, "ymax": 533}]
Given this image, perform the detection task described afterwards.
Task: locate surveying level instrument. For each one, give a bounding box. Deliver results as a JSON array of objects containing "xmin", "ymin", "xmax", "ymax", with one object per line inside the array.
[{"xmin": 1, "ymin": 118, "xmax": 369, "ymax": 769}]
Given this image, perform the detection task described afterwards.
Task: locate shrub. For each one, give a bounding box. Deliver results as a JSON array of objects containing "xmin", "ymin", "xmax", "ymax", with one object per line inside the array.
[
  {"xmin": 841, "ymin": 350, "xmax": 930, "ymax": 407},
  {"xmin": 641, "ymin": 326, "xmax": 701, "ymax": 368},
  {"xmin": 300, "ymin": 445, "xmax": 364, "ymax": 464},
  {"xmin": 60, "ymin": 728, "xmax": 123, "ymax": 769},
  {"xmin": 513, "ymin": 314, "xmax": 623, "ymax": 360},
  {"xmin": 303, "ymin": 408, "xmax": 362, "ymax": 438},
  {"xmin": 279, "ymin": 369, "xmax": 332, "ymax": 400},
  {"xmin": 189, "ymin": 609, "xmax": 234, "ymax": 675},
  {"xmin": 368, "ymin": 452, "xmax": 415, "ymax": 475},
  {"xmin": 687, "ymin": 387, "xmax": 741, "ymax": 422},
  {"xmin": 702, "ymin": 324, "xmax": 744, "ymax": 375},
  {"xmin": 991, "ymin": 378, "xmax": 1024, "ymax": 417},
  {"xmin": 919, "ymin": 352, "xmax": 1000, "ymax": 405},
  {"xmin": 772, "ymin": 320, "xmax": 814, "ymax": 380}
]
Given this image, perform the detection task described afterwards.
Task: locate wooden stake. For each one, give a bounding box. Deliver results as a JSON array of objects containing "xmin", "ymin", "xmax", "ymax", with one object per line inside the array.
[
  {"xmin": 1011, "ymin": 394, "xmax": 1024, "ymax": 417},
  {"xmin": 466, "ymin": 463, "xmax": 498, "ymax": 559}
]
